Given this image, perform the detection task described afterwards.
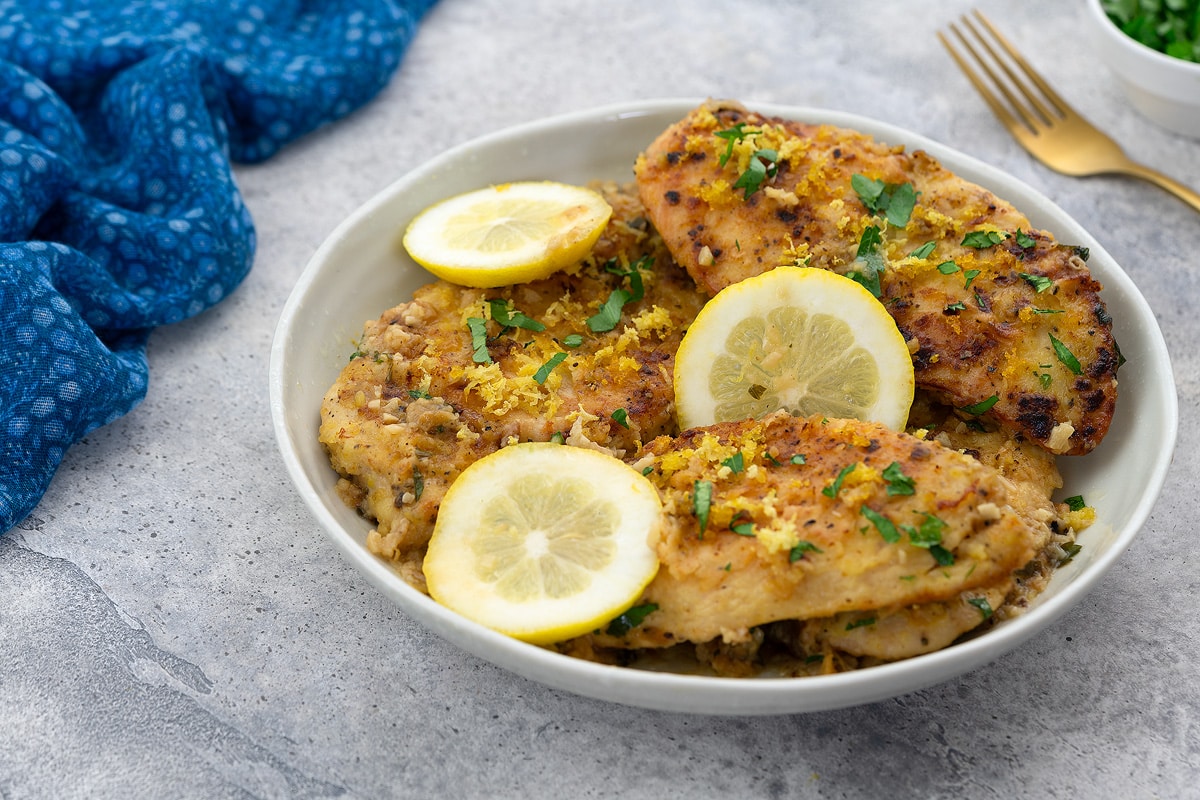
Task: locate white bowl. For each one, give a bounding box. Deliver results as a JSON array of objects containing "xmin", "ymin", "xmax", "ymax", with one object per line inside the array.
[
  {"xmin": 1086, "ymin": 0, "xmax": 1200, "ymax": 137},
  {"xmin": 269, "ymin": 99, "xmax": 1178, "ymax": 715}
]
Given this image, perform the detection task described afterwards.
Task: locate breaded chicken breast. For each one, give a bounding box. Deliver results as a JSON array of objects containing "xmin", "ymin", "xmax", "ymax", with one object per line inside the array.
[
  {"xmin": 635, "ymin": 100, "xmax": 1119, "ymax": 456},
  {"xmin": 571, "ymin": 412, "xmax": 1052, "ymax": 670},
  {"xmin": 320, "ymin": 184, "xmax": 707, "ymax": 588}
]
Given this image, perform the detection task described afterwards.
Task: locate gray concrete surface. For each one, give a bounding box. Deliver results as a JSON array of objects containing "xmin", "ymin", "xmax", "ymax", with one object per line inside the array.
[{"xmin": 3, "ymin": 1, "xmax": 1197, "ymax": 797}]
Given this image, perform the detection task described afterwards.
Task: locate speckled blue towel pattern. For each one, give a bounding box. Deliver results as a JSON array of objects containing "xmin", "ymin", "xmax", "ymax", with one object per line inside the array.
[{"xmin": 1, "ymin": 0, "xmax": 435, "ymax": 532}]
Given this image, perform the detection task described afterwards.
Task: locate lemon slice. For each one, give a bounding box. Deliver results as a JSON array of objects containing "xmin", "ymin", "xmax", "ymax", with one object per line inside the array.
[
  {"xmin": 422, "ymin": 443, "xmax": 661, "ymax": 645},
  {"xmin": 402, "ymin": 181, "xmax": 613, "ymax": 288},
  {"xmin": 674, "ymin": 267, "xmax": 915, "ymax": 431}
]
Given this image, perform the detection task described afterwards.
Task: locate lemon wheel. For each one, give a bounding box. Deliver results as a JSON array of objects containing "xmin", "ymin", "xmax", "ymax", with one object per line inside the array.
[
  {"xmin": 402, "ymin": 181, "xmax": 613, "ymax": 288},
  {"xmin": 674, "ymin": 267, "xmax": 915, "ymax": 431},
  {"xmin": 422, "ymin": 443, "xmax": 662, "ymax": 645}
]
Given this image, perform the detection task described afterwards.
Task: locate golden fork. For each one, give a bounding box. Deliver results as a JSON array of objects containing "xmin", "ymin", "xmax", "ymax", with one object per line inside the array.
[{"xmin": 939, "ymin": 10, "xmax": 1200, "ymax": 214}]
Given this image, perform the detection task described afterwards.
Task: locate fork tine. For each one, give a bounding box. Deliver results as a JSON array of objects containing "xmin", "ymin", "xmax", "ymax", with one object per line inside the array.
[
  {"xmin": 970, "ymin": 10, "xmax": 1076, "ymax": 121},
  {"xmin": 936, "ymin": 28, "xmax": 1029, "ymax": 136},
  {"xmin": 957, "ymin": 14, "xmax": 1056, "ymax": 131}
]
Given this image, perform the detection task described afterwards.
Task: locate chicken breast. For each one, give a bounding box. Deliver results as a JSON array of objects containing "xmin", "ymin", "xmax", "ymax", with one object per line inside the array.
[
  {"xmin": 319, "ymin": 184, "xmax": 707, "ymax": 588},
  {"xmin": 635, "ymin": 100, "xmax": 1119, "ymax": 455},
  {"xmin": 580, "ymin": 412, "xmax": 1050, "ymax": 664}
]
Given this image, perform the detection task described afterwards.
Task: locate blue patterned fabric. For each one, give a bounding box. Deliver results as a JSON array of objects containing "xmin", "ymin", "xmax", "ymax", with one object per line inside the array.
[{"xmin": 0, "ymin": 0, "xmax": 436, "ymax": 533}]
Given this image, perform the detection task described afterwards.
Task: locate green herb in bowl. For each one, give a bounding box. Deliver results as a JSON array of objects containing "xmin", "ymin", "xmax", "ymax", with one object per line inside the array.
[{"xmin": 1102, "ymin": 0, "xmax": 1200, "ymax": 62}]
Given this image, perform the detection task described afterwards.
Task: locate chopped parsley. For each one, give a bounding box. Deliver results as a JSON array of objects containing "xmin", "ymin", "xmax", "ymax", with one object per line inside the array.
[
  {"xmin": 1020, "ymin": 272, "xmax": 1055, "ymax": 293},
  {"xmin": 861, "ymin": 505, "xmax": 901, "ymax": 543},
  {"xmin": 693, "ymin": 480, "xmax": 713, "ymax": 535},
  {"xmin": 822, "ymin": 463, "xmax": 857, "ymax": 498},
  {"xmin": 944, "ymin": 301, "xmax": 967, "ymax": 314},
  {"xmin": 722, "ymin": 452, "xmax": 745, "ymax": 474},
  {"xmin": 1102, "ymin": 0, "xmax": 1200, "ymax": 62},
  {"xmin": 411, "ymin": 466, "xmax": 424, "ymax": 501},
  {"xmin": 533, "ymin": 352, "xmax": 567, "ymax": 384},
  {"xmin": 789, "ymin": 540, "xmax": 823, "ymax": 562},
  {"xmin": 967, "ymin": 596, "xmax": 994, "ymax": 620},
  {"xmin": 1050, "ymin": 333, "xmax": 1082, "ymax": 374},
  {"xmin": 715, "ymin": 122, "xmax": 756, "ymax": 166},
  {"xmin": 730, "ymin": 512, "xmax": 755, "ymax": 536},
  {"xmin": 902, "ymin": 513, "xmax": 953, "ymax": 565},
  {"xmin": 611, "ymin": 408, "xmax": 630, "ymax": 428},
  {"xmin": 466, "ymin": 317, "xmax": 491, "ymax": 363},
  {"xmin": 963, "ymin": 268, "xmax": 981, "ymax": 289},
  {"xmin": 1015, "ymin": 229, "xmax": 1037, "ymax": 248},
  {"xmin": 960, "ymin": 394, "xmax": 1000, "ymax": 415},
  {"xmin": 845, "ymin": 617, "xmax": 877, "ymax": 631},
  {"xmin": 587, "ymin": 257, "xmax": 651, "ymax": 332},
  {"xmin": 910, "ymin": 241, "xmax": 937, "ymax": 259},
  {"xmin": 882, "ymin": 461, "xmax": 915, "ymax": 496},
  {"xmin": 605, "ymin": 602, "xmax": 659, "ymax": 636},
  {"xmin": 1064, "ymin": 494, "xmax": 1087, "ymax": 511},
  {"xmin": 733, "ymin": 148, "xmax": 778, "ymax": 199},
  {"xmin": 408, "ymin": 389, "xmax": 432, "ymax": 400},
  {"xmin": 790, "ymin": 454, "xmax": 807, "ymax": 465},
  {"xmin": 848, "ymin": 225, "xmax": 885, "ymax": 297},
  {"xmin": 562, "ymin": 333, "xmax": 584, "ymax": 348},
  {"xmin": 487, "ymin": 299, "xmax": 546, "ymax": 332},
  {"xmin": 1058, "ymin": 541, "xmax": 1083, "ymax": 566},
  {"xmin": 962, "ymin": 230, "xmax": 1008, "ymax": 248},
  {"xmin": 937, "ymin": 260, "xmax": 961, "ymax": 275},
  {"xmin": 851, "ymin": 174, "xmax": 918, "ymax": 227}
]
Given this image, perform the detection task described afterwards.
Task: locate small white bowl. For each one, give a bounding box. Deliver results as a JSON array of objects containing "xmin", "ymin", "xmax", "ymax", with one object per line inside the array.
[
  {"xmin": 1086, "ymin": 0, "xmax": 1200, "ymax": 137},
  {"xmin": 269, "ymin": 100, "xmax": 1178, "ymax": 714}
]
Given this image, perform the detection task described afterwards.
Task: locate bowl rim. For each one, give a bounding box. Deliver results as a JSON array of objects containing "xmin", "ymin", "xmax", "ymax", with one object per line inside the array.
[
  {"xmin": 1086, "ymin": 0, "xmax": 1200, "ymax": 74},
  {"xmin": 268, "ymin": 97, "xmax": 1179, "ymax": 714}
]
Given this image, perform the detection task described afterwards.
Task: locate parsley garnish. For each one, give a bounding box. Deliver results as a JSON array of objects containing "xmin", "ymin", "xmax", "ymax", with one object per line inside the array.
[
  {"xmin": 586, "ymin": 257, "xmax": 651, "ymax": 332},
  {"xmin": 1015, "ymin": 229, "xmax": 1037, "ymax": 248},
  {"xmin": 562, "ymin": 333, "xmax": 584, "ymax": 348},
  {"xmin": 789, "ymin": 540, "xmax": 823, "ymax": 562},
  {"xmin": 487, "ymin": 299, "xmax": 546, "ymax": 332},
  {"xmin": 861, "ymin": 505, "xmax": 901, "ymax": 543},
  {"xmin": 882, "ymin": 462, "xmax": 915, "ymax": 496},
  {"xmin": 733, "ymin": 148, "xmax": 778, "ymax": 199},
  {"xmin": 822, "ymin": 463, "xmax": 857, "ymax": 498},
  {"xmin": 730, "ymin": 512, "xmax": 754, "ymax": 536},
  {"xmin": 1020, "ymin": 272, "xmax": 1055, "ymax": 293},
  {"xmin": 693, "ymin": 480, "xmax": 713, "ymax": 535},
  {"xmin": 605, "ymin": 602, "xmax": 658, "ymax": 636},
  {"xmin": 962, "ymin": 230, "xmax": 1008, "ymax": 248},
  {"xmin": 533, "ymin": 352, "xmax": 567, "ymax": 384},
  {"xmin": 1050, "ymin": 333, "xmax": 1082, "ymax": 374},
  {"xmin": 1064, "ymin": 494, "xmax": 1087, "ymax": 511},
  {"xmin": 790, "ymin": 454, "xmax": 807, "ymax": 465},
  {"xmin": 903, "ymin": 513, "xmax": 953, "ymax": 565},
  {"xmin": 848, "ymin": 225, "xmax": 885, "ymax": 297},
  {"xmin": 944, "ymin": 301, "xmax": 967, "ymax": 314},
  {"xmin": 851, "ymin": 175, "xmax": 918, "ymax": 227},
  {"xmin": 611, "ymin": 408, "xmax": 630, "ymax": 428},
  {"xmin": 411, "ymin": 466, "xmax": 424, "ymax": 501},
  {"xmin": 466, "ymin": 317, "xmax": 491, "ymax": 363},
  {"xmin": 1058, "ymin": 541, "xmax": 1082, "ymax": 566},
  {"xmin": 963, "ymin": 269, "xmax": 981, "ymax": 289},
  {"xmin": 937, "ymin": 260, "xmax": 960, "ymax": 275},
  {"xmin": 715, "ymin": 122, "xmax": 755, "ymax": 167},
  {"xmin": 408, "ymin": 389, "xmax": 432, "ymax": 400},
  {"xmin": 960, "ymin": 394, "xmax": 999, "ymax": 415},
  {"xmin": 845, "ymin": 616, "xmax": 877, "ymax": 631},
  {"xmin": 910, "ymin": 241, "xmax": 937, "ymax": 259},
  {"xmin": 967, "ymin": 596, "xmax": 994, "ymax": 620},
  {"xmin": 722, "ymin": 452, "xmax": 745, "ymax": 474}
]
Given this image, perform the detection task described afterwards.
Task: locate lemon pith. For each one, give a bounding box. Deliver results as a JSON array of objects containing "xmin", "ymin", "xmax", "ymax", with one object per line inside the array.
[
  {"xmin": 402, "ymin": 181, "xmax": 613, "ymax": 288},
  {"xmin": 674, "ymin": 267, "xmax": 915, "ymax": 431},
  {"xmin": 423, "ymin": 443, "xmax": 661, "ymax": 645}
]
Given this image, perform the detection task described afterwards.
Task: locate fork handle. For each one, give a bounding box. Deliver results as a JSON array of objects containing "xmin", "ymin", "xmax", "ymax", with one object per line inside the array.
[{"xmin": 1119, "ymin": 163, "xmax": 1200, "ymax": 214}]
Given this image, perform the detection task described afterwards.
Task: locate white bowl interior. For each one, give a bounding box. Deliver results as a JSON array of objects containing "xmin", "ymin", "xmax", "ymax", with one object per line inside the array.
[{"xmin": 269, "ymin": 99, "xmax": 1177, "ymax": 714}]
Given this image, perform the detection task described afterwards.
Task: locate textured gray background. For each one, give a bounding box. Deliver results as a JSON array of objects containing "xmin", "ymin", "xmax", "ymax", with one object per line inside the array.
[{"xmin": 3, "ymin": 0, "xmax": 1197, "ymax": 797}]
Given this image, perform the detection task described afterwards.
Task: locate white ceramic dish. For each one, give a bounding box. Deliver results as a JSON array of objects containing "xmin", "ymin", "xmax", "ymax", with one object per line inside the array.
[
  {"xmin": 269, "ymin": 99, "xmax": 1177, "ymax": 715},
  {"xmin": 1086, "ymin": 0, "xmax": 1200, "ymax": 138}
]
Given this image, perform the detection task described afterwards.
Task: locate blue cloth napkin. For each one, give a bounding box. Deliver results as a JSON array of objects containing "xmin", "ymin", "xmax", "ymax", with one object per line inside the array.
[{"xmin": 0, "ymin": 0, "xmax": 436, "ymax": 533}]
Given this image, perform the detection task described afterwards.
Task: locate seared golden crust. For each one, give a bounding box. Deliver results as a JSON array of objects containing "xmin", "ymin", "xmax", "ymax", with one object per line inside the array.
[
  {"xmin": 635, "ymin": 100, "xmax": 1119, "ymax": 455},
  {"xmin": 585, "ymin": 412, "xmax": 1048, "ymax": 654},
  {"xmin": 319, "ymin": 184, "xmax": 707, "ymax": 584}
]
